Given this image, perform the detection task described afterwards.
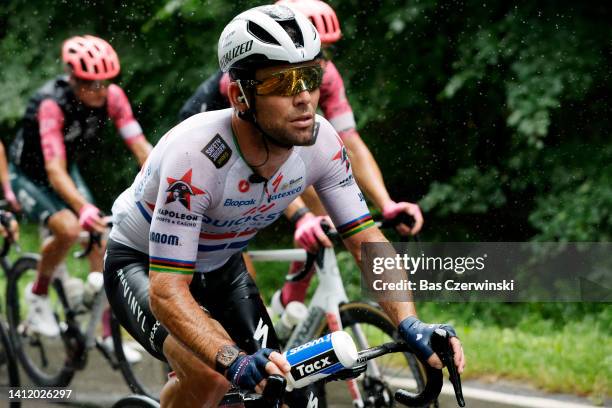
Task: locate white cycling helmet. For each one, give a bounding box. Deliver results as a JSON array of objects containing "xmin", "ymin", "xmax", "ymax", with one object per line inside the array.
[{"xmin": 218, "ymin": 5, "xmax": 321, "ymax": 76}]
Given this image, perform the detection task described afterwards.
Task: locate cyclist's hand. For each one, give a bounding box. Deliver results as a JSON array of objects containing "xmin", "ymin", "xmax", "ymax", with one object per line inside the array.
[
  {"xmin": 226, "ymin": 348, "xmax": 289, "ymax": 393},
  {"xmin": 2, "ymin": 183, "xmax": 21, "ymax": 212},
  {"xmin": 382, "ymin": 201, "xmax": 424, "ymax": 235},
  {"xmin": 398, "ymin": 316, "xmax": 465, "ymax": 374},
  {"xmin": 256, "ymin": 351, "xmax": 290, "ymax": 394},
  {"xmin": 294, "ymin": 213, "xmax": 333, "ymax": 253},
  {"xmin": 78, "ymin": 203, "xmax": 106, "ymax": 233},
  {"xmin": 0, "ymin": 211, "xmax": 19, "ymax": 241}
]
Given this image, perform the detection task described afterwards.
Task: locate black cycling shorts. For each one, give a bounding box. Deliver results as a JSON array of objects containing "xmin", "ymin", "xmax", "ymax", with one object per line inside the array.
[
  {"xmin": 105, "ymin": 240, "xmax": 318, "ymax": 408},
  {"xmin": 103, "ymin": 239, "xmax": 280, "ymax": 362},
  {"xmin": 10, "ymin": 163, "xmax": 95, "ymax": 225}
]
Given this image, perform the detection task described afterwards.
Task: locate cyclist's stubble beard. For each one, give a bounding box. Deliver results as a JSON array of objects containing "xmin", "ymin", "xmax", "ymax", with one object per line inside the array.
[{"xmin": 253, "ymin": 90, "xmax": 320, "ymax": 147}]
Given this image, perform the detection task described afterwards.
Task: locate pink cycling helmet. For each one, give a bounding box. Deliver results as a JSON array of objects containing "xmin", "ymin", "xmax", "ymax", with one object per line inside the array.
[
  {"xmin": 276, "ymin": 0, "xmax": 341, "ymax": 44},
  {"xmin": 62, "ymin": 35, "xmax": 120, "ymax": 80}
]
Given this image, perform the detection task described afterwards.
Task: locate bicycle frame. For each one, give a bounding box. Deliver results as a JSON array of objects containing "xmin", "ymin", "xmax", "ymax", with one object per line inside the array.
[
  {"xmin": 249, "ymin": 245, "xmax": 371, "ymax": 407},
  {"xmin": 55, "ymin": 279, "xmax": 109, "ymax": 362},
  {"xmin": 35, "ymin": 226, "xmax": 117, "ymax": 368},
  {"xmin": 249, "ymin": 246, "xmax": 348, "ymax": 348}
]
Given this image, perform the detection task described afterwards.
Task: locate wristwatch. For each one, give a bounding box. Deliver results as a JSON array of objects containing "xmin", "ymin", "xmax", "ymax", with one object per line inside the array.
[
  {"xmin": 290, "ymin": 206, "xmax": 311, "ymax": 225},
  {"xmin": 215, "ymin": 344, "xmax": 242, "ymax": 375}
]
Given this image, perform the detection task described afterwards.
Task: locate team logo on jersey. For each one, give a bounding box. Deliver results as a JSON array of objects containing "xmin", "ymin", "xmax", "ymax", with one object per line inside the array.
[
  {"xmin": 165, "ymin": 169, "xmax": 205, "ymax": 210},
  {"xmin": 238, "ymin": 179, "xmax": 250, "ymax": 193},
  {"xmin": 202, "ymin": 134, "xmax": 232, "ymax": 168},
  {"xmin": 149, "ymin": 231, "xmax": 180, "ymax": 246},
  {"xmin": 224, "ymin": 198, "xmax": 256, "ymax": 207},
  {"xmin": 332, "ymin": 144, "xmax": 350, "ymax": 173},
  {"xmin": 280, "ymin": 176, "xmax": 304, "ymax": 191},
  {"xmin": 338, "ymin": 174, "xmax": 354, "ymax": 188}
]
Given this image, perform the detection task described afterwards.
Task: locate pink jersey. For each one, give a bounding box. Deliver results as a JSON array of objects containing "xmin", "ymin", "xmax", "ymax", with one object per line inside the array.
[
  {"xmin": 37, "ymin": 84, "xmax": 144, "ymax": 163},
  {"xmin": 318, "ymin": 61, "xmax": 357, "ymax": 138}
]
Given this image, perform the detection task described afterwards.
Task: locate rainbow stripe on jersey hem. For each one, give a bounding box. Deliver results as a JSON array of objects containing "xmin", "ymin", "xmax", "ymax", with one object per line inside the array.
[
  {"xmin": 337, "ymin": 214, "xmax": 375, "ymax": 239},
  {"xmin": 150, "ymin": 256, "xmax": 195, "ymax": 275}
]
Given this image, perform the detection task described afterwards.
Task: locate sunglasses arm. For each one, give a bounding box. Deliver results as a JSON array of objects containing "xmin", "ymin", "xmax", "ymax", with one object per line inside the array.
[{"xmin": 236, "ymin": 80, "xmax": 251, "ymax": 109}]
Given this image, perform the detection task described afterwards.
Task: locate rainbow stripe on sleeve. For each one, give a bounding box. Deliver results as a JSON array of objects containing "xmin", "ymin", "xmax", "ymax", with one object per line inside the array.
[
  {"xmin": 337, "ymin": 214, "xmax": 375, "ymax": 239},
  {"xmin": 149, "ymin": 256, "xmax": 195, "ymax": 275}
]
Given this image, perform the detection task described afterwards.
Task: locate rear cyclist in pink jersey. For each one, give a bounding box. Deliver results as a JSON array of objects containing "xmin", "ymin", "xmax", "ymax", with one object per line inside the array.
[
  {"xmin": 179, "ymin": 0, "xmax": 424, "ymax": 310},
  {"xmin": 10, "ymin": 36, "xmax": 151, "ymax": 361}
]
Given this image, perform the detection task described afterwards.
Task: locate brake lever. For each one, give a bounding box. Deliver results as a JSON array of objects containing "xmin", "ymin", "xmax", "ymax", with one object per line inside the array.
[
  {"xmin": 431, "ymin": 328, "xmax": 465, "ymax": 407},
  {"xmin": 262, "ymin": 374, "xmax": 286, "ymax": 407},
  {"xmin": 379, "ymin": 212, "xmax": 419, "ymax": 242},
  {"xmin": 321, "ymin": 220, "xmax": 331, "ymax": 235},
  {"xmin": 380, "ymin": 212, "xmax": 415, "ymax": 229},
  {"xmin": 287, "ymin": 219, "xmax": 333, "ymax": 283}
]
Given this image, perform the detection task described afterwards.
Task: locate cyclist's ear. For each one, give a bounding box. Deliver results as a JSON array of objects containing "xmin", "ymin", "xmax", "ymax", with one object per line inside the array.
[{"xmin": 228, "ymin": 82, "xmax": 249, "ymax": 112}]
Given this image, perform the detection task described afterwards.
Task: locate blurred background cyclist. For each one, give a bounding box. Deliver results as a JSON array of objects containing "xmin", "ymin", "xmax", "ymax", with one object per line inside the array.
[{"xmin": 9, "ymin": 35, "xmax": 152, "ymax": 362}]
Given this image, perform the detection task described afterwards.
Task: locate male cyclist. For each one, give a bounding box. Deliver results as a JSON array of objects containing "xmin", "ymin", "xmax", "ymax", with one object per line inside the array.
[
  {"xmin": 10, "ymin": 36, "xmax": 152, "ymax": 361},
  {"xmin": 179, "ymin": 0, "xmax": 424, "ymax": 312},
  {"xmin": 105, "ymin": 5, "xmax": 464, "ymax": 407}
]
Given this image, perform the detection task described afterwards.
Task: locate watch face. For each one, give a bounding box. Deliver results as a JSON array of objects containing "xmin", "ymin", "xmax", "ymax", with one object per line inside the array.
[{"xmin": 218, "ymin": 345, "xmax": 240, "ymax": 368}]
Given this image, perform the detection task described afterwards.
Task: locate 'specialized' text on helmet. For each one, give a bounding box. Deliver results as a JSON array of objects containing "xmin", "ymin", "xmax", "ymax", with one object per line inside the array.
[
  {"xmin": 218, "ymin": 5, "xmax": 321, "ymax": 76},
  {"xmin": 62, "ymin": 35, "xmax": 120, "ymax": 81}
]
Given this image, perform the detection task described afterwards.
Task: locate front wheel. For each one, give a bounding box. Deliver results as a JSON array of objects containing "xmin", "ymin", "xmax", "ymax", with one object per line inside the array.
[
  {"xmin": 315, "ymin": 302, "xmax": 436, "ymax": 408},
  {"xmin": 111, "ymin": 314, "xmax": 169, "ymax": 401},
  {"xmin": 0, "ymin": 317, "xmax": 21, "ymax": 408},
  {"xmin": 6, "ymin": 255, "xmax": 75, "ymax": 387}
]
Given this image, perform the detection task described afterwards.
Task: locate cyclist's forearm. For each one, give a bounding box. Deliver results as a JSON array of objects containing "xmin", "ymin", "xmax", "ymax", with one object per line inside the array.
[
  {"xmin": 344, "ymin": 135, "xmax": 392, "ymax": 210},
  {"xmin": 46, "ymin": 164, "xmax": 89, "ymax": 211},
  {"xmin": 284, "ymin": 196, "xmax": 309, "ymax": 219},
  {"xmin": 149, "ymin": 273, "xmax": 234, "ymax": 367},
  {"xmin": 345, "ymin": 226, "xmax": 418, "ymax": 324},
  {"xmin": 379, "ymin": 301, "xmax": 417, "ymax": 327},
  {"xmin": 0, "ymin": 143, "xmax": 10, "ymax": 186},
  {"xmin": 128, "ymin": 137, "xmax": 152, "ymax": 167}
]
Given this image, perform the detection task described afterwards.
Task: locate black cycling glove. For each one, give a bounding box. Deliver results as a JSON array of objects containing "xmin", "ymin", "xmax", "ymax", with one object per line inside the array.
[
  {"xmin": 226, "ymin": 348, "xmax": 275, "ymax": 391},
  {"xmin": 398, "ymin": 316, "xmax": 457, "ymax": 362}
]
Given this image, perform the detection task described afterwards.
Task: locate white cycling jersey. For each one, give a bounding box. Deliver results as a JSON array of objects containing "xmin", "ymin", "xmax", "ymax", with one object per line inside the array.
[{"xmin": 110, "ymin": 108, "xmax": 374, "ymax": 273}]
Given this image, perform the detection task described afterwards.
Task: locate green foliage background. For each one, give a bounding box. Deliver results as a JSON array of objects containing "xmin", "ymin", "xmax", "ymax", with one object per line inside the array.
[
  {"xmin": 1, "ymin": 0, "xmax": 610, "ymax": 241},
  {"xmin": 1, "ymin": 1, "xmax": 610, "ymax": 401}
]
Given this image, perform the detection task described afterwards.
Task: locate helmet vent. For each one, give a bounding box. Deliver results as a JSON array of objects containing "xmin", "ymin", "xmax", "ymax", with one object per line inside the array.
[
  {"xmin": 247, "ymin": 21, "xmax": 281, "ymax": 45},
  {"xmin": 79, "ymin": 59, "xmax": 88, "ymax": 72},
  {"xmin": 322, "ymin": 16, "xmax": 329, "ymax": 33},
  {"xmin": 278, "ymin": 19, "xmax": 304, "ymax": 47}
]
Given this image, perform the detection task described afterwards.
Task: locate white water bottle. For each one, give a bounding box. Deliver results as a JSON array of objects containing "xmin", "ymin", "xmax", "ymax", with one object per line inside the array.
[
  {"xmin": 283, "ymin": 331, "xmax": 358, "ymax": 390},
  {"xmin": 274, "ymin": 301, "xmax": 308, "ymax": 341},
  {"xmin": 83, "ymin": 271, "xmax": 104, "ymax": 308},
  {"xmin": 63, "ymin": 277, "xmax": 85, "ymax": 310}
]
